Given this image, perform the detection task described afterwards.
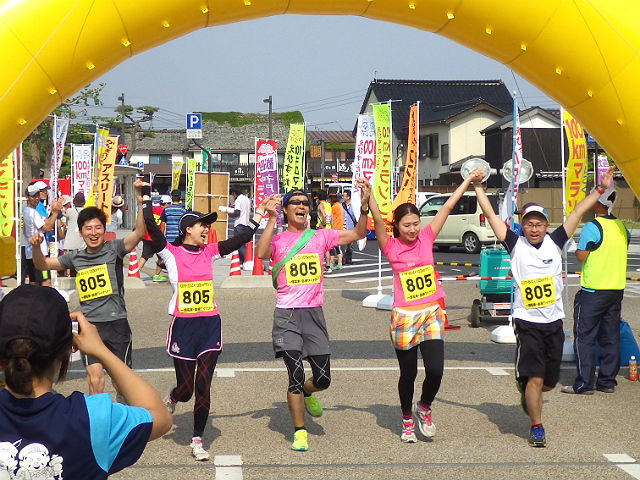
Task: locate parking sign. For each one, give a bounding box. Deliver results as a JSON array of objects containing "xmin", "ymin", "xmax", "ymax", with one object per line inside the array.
[{"xmin": 186, "ymin": 113, "xmax": 202, "ymax": 139}]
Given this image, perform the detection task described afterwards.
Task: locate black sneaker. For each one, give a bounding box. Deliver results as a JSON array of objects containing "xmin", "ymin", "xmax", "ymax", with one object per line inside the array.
[
  {"xmin": 528, "ymin": 424, "xmax": 546, "ymax": 447},
  {"xmin": 516, "ymin": 380, "xmax": 528, "ymax": 415}
]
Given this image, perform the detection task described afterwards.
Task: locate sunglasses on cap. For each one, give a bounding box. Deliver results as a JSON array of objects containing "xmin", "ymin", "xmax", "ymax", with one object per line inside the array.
[{"xmin": 286, "ymin": 199, "xmax": 310, "ymax": 207}]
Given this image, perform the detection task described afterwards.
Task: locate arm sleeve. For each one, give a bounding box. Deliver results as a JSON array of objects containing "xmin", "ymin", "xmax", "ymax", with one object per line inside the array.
[
  {"xmin": 143, "ymin": 200, "xmax": 167, "ymax": 252},
  {"xmin": 502, "ymin": 229, "xmax": 519, "ymax": 253},
  {"xmin": 217, "ymin": 223, "xmax": 258, "ymax": 257},
  {"xmin": 550, "ymin": 225, "xmax": 569, "ymax": 249},
  {"xmin": 576, "ymin": 221, "xmax": 602, "ymax": 251}
]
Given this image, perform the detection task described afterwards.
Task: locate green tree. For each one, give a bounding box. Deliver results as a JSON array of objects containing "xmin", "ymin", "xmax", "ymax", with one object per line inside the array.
[{"xmin": 106, "ymin": 105, "xmax": 159, "ymax": 160}]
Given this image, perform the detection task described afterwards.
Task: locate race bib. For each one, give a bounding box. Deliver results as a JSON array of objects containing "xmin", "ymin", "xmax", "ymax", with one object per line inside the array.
[
  {"xmin": 178, "ymin": 280, "xmax": 214, "ymax": 314},
  {"xmin": 399, "ymin": 265, "xmax": 436, "ymax": 302},
  {"xmin": 520, "ymin": 275, "xmax": 555, "ymax": 309},
  {"xmin": 285, "ymin": 253, "xmax": 321, "ymax": 286},
  {"xmin": 75, "ymin": 264, "xmax": 112, "ymax": 302}
]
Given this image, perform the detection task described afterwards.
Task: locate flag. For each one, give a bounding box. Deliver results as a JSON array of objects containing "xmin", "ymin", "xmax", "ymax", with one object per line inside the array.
[
  {"xmin": 563, "ymin": 110, "xmax": 588, "ymax": 215},
  {"xmin": 372, "ymin": 104, "xmax": 392, "ymax": 229},
  {"xmin": 96, "ymin": 136, "xmax": 118, "ymax": 224},
  {"xmin": 171, "ymin": 158, "xmax": 184, "ymax": 191},
  {"xmin": 501, "ymin": 96, "xmax": 522, "ymax": 227},
  {"xmin": 389, "ymin": 104, "xmax": 418, "ymax": 221},
  {"xmin": 0, "ymin": 152, "xmax": 14, "ymax": 236},
  {"xmin": 72, "ymin": 144, "xmax": 92, "ymax": 197},
  {"xmin": 352, "ymin": 114, "xmax": 376, "ymax": 226},
  {"xmin": 186, "ymin": 157, "xmax": 196, "ymax": 209},
  {"xmin": 255, "ymin": 138, "xmax": 278, "ymax": 218},
  {"xmin": 85, "ymin": 127, "xmax": 109, "ymax": 207},
  {"xmin": 49, "ymin": 115, "xmax": 69, "ymax": 200},
  {"xmin": 282, "ymin": 124, "xmax": 305, "ymax": 192}
]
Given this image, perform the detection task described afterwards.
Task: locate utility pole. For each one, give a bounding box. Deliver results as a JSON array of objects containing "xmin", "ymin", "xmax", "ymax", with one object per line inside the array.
[
  {"xmin": 319, "ymin": 137, "xmax": 326, "ymax": 190},
  {"xmin": 263, "ymin": 95, "xmax": 272, "ymax": 139},
  {"xmin": 117, "ymin": 93, "xmax": 125, "ymax": 147}
]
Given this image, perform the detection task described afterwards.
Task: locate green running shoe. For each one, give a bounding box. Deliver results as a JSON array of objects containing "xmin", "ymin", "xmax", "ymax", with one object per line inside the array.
[
  {"xmin": 304, "ymin": 394, "xmax": 323, "ymax": 417},
  {"xmin": 291, "ymin": 429, "xmax": 308, "ymax": 451}
]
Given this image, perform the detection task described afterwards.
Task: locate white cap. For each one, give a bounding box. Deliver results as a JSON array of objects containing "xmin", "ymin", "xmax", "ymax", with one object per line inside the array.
[
  {"xmin": 591, "ymin": 184, "xmax": 617, "ymax": 214},
  {"xmin": 161, "ymin": 195, "xmax": 172, "ymax": 204},
  {"xmin": 25, "ymin": 181, "xmax": 50, "ymax": 196}
]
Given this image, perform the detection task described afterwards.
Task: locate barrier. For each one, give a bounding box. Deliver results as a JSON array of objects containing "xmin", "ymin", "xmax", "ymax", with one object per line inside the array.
[
  {"xmin": 229, "ymin": 251, "xmax": 241, "ymax": 276},
  {"xmin": 243, "ymin": 240, "xmax": 254, "ymax": 271}
]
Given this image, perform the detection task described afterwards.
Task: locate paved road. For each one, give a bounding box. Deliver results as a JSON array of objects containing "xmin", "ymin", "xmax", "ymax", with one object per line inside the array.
[{"xmin": 48, "ymin": 251, "xmax": 640, "ymax": 480}]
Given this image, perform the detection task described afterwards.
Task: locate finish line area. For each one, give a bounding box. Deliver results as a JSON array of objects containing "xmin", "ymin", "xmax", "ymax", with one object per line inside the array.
[{"xmin": 55, "ymin": 280, "xmax": 640, "ymax": 480}]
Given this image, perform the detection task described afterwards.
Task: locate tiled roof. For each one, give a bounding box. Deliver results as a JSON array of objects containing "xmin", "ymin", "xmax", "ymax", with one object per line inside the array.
[
  {"xmin": 480, "ymin": 106, "xmax": 561, "ymax": 133},
  {"xmin": 307, "ymin": 130, "xmax": 354, "ymax": 144},
  {"xmin": 360, "ymin": 79, "xmax": 513, "ymax": 138}
]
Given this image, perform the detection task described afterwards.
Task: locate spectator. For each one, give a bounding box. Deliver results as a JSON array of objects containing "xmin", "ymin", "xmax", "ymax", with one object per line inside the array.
[
  {"xmin": 219, "ymin": 189, "xmax": 252, "ymax": 264},
  {"xmin": 160, "ymin": 191, "xmax": 187, "ymax": 243},
  {"xmin": 341, "ymin": 190, "xmax": 356, "ymax": 265}
]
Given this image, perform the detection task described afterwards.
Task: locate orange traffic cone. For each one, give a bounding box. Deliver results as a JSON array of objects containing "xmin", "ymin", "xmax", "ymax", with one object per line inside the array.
[
  {"xmin": 242, "ymin": 240, "xmax": 254, "ymax": 271},
  {"xmin": 229, "ymin": 250, "xmax": 242, "ymax": 276},
  {"xmin": 206, "ymin": 227, "xmax": 217, "ymax": 245},
  {"xmin": 252, "ymin": 254, "xmax": 264, "ymax": 275},
  {"xmin": 434, "ymin": 270, "xmax": 459, "ymax": 330},
  {"xmin": 128, "ymin": 248, "xmax": 140, "ymax": 278}
]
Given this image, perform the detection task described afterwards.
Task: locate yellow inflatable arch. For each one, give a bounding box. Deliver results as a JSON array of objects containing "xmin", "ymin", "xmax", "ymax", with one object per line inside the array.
[{"xmin": 2, "ymin": 0, "xmax": 640, "ymax": 195}]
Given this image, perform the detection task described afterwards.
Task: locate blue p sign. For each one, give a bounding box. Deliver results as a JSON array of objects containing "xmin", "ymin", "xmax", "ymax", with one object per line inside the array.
[{"xmin": 186, "ymin": 113, "xmax": 202, "ymax": 130}]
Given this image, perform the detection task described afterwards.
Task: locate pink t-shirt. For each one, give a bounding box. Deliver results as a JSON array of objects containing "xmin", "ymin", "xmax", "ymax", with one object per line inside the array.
[
  {"xmin": 270, "ymin": 229, "xmax": 340, "ymax": 308},
  {"xmin": 158, "ymin": 242, "xmax": 221, "ymax": 317},
  {"xmin": 380, "ymin": 225, "xmax": 445, "ymax": 308}
]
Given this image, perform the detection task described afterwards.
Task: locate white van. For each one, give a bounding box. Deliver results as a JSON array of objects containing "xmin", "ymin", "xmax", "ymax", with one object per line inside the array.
[
  {"xmin": 419, "ymin": 191, "xmax": 500, "ymax": 253},
  {"xmin": 326, "ymin": 182, "xmax": 352, "ymax": 198}
]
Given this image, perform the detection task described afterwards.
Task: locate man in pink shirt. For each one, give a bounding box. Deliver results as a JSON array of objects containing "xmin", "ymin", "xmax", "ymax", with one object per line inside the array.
[{"xmin": 256, "ymin": 179, "xmax": 371, "ymax": 452}]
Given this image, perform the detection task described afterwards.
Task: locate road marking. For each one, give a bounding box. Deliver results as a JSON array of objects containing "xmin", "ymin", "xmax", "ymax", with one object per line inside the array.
[
  {"xmin": 485, "ymin": 367, "xmax": 510, "ymax": 375},
  {"xmin": 328, "ymin": 267, "xmax": 392, "ymax": 278},
  {"xmin": 215, "ymin": 455, "xmax": 243, "ymax": 479},
  {"xmin": 604, "ymin": 454, "xmax": 640, "ymax": 478},
  {"xmin": 346, "ymin": 276, "xmax": 393, "ymax": 283}
]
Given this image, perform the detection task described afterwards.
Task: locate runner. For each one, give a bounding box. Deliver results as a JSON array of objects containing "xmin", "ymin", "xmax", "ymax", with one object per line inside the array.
[
  {"xmin": 256, "ymin": 179, "xmax": 371, "ymax": 452},
  {"xmin": 143, "ymin": 194, "xmax": 280, "ymax": 461},
  {"xmin": 368, "ymin": 168, "xmax": 485, "ymax": 443}
]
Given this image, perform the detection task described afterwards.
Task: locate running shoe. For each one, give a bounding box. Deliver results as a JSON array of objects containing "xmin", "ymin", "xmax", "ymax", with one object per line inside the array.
[
  {"xmin": 164, "ymin": 392, "xmax": 176, "ymax": 414},
  {"xmin": 412, "ymin": 402, "xmax": 436, "ymax": 437},
  {"xmin": 516, "ymin": 379, "xmax": 528, "ymax": 415},
  {"xmin": 334, "ymin": 264, "xmax": 342, "ymax": 270},
  {"xmin": 190, "ymin": 437, "xmax": 210, "ymax": 461},
  {"xmin": 153, "ymin": 274, "xmax": 167, "ymax": 282},
  {"xmin": 304, "ymin": 394, "xmax": 323, "ymax": 417},
  {"xmin": 528, "ymin": 424, "xmax": 546, "ymax": 448},
  {"xmin": 291, "ymin": 429, "xmax": 309, "ymax": 451},
  {"xmin": 401, "ymin": 418, "xmax": 417, "ymax": 443}
]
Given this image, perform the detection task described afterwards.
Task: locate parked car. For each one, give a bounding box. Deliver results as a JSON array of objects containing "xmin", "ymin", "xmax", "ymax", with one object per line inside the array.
[
  {"xmin": 419, "ymin": 192, "xmax": 501, "ymax": 254},
  {"xmin": 415, "ymin": 191, "xmax": 438, "ymax": 209}
]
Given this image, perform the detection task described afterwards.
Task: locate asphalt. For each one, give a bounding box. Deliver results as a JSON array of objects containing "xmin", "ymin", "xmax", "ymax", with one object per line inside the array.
[{"xmin": 3, "ymin": 232, "xmax": 640, "ymax": 479}]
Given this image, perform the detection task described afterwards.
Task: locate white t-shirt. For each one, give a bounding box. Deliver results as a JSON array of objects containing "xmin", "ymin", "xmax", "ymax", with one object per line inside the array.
[
  {"xmin": 22, "ymin": 206, "xmax": 47, "ymax": 259},
  {"xmin": 233, "ymin": 194, "xmax": 251, "ymax": 227}
]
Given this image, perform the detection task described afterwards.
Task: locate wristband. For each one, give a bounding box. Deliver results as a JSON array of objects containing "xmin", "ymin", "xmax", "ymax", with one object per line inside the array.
[
  {"xmin": 595, "ymin": 185, "xmax": 605, "ymax": 194},
  {"xmin": 361, "ymin": 208, "xmax": 369, "ymax": 215},
  {"xmin": 250, "ymin": 218, "xmax": 260, "ymax": 228},
  {"xmin": 255, "ymin": 209, "xmax": 266, "ymax": 216}
]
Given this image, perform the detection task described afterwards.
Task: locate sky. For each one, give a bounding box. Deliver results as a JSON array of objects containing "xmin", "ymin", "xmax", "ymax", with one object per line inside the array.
[{"xmin": 84, "ymin": 14, "xmax": 558, "ymax": 131}]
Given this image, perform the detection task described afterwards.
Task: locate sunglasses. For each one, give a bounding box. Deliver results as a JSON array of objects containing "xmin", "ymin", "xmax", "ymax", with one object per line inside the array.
[{"xmin": 286, "ymin": 199, "xmax": 310, "ymax": 207}]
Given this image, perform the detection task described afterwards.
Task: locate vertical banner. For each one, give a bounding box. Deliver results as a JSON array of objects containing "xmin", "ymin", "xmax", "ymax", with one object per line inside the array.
[
  {"xmin": 86, "ymin": 127, "xmax": 109, "ymax": 207},
  {"xmin": 97, "ymin": 136, "xmax": 118, "ymax": 224},
  {"xmin": 186, "ymin": 157, "xmax": 196, "ymax": 210},
  {"xmin": 49, "ymin": 116, "xmax": 69, "ymax": 199},
  {"xmin": 596, "ymin": 154, "xmax": 610, "ymax": 185},
  {"xmin": 372, "ymin": 104, "xmax": 392, "ymax": 231},
  {"xmin": 389, "ymin": 105, "xmax": 418, "ymax": 220},
  {"xmin": 352, "ymin": 114, "xmax": 376, "ymax": 227},
  {"xmin": 282, "ymin": 123, "xmax": 305, "ymax": 192},
  {"xmin": 0, "ymin": 152, "xmax": 14, "ymax": 236},
  {"xmin": 72, "ymin": 144, "xmax": 92, "ymax": 197},
  {"xmin": 501, "ymin": 97, "xmax": 522, "ymax": 227},
  {"xmin": 563, "ymin": 110, "xmax": 588, "ymax": 215},
  {"xmin": 171, "ymin": 158, "xmax": 184, "ymax": 191},
  {"xmin": 255, "ymin": 139, "xmax": 278, "ymax": 216}
]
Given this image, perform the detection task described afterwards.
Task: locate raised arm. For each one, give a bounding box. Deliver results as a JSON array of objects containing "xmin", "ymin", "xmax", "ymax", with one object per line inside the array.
[
  {"xmin": 41, "ymin": 199, "xmax": 63, "ymax": 233},
  {"xmin": 338, "ymin": 178, "xmax": 370, "ymax": 246},
  {"xmin": 122, "ymin": 180, "xmax": 146, "ymax": 252},
  {"xmin": 563, "ymin": 165, "xmax": 615, "ymax": 238},
  {"xmin": 368, "ymin": 188, "xmax": 390, "ymax": 250},
  {"xmin": 429, "ymin": 171, "xmax": 476, "ymax": 237},
  {"xmin": 471, "ymin": 169, "xmax": 507, "ymax": 242},
  {"xmin": 29, "ymin": 233, "xmax": 63, "ymax": 271}
]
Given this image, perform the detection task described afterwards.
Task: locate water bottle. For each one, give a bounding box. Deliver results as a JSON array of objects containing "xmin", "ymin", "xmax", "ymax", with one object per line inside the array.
[{"xmin": 629, "ymin": 356, "xmax": 638, "ymax": 381}]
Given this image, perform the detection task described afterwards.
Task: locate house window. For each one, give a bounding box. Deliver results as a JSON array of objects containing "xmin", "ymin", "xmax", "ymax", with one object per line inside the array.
[
  {"xmin": 441, "ymin": 144, "xmax": 449, "ymax": 166},
  {"xmin": 149, "ymin": 154, "xmax": 171, "ymax": 165},
  {"xmin": 221, "ymin": 153, "xmax": 239, "ymax": 165},
  {"xmin": 419, "ymin": 134, "xmax": 439, "ymax": 159}
]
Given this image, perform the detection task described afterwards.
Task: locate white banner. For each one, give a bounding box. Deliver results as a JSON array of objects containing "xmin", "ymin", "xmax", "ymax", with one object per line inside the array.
[
  {"xmin": 352, "ymin": 114, "xmax": 376, "ymax": 221},
  {"xmin": 501, "ymin": 101, "xmax": 522, "ymax": 226},
  {"xmin": 49, "ymin": 116, "xmax": 69, "ymax": 199},
  {"xmin": 72, "ymin": 144, "xmax": 92, "ymax": 197}
]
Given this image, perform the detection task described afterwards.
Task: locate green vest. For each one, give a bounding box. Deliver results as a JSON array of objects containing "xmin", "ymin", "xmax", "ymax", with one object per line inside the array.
[{"xmin": 580, "ymin": 216, "xmax": 628, "ymax": 290}]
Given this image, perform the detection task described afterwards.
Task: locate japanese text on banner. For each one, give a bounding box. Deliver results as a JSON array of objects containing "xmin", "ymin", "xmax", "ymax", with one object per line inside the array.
[
  {"xmin": 72, "ymin": 144, "xmax": 92, "ymax": 197},
  {"xmin": 389, "ymin": 105, "xmax": 418, "ymax": 221},
  {"xmin": 186, "ymin": 158, "xmax": 196, "ymax": 209},
  {"xmin": 49, "ymin": 116, "xmax": 69, "ymax": 200},
  {"xmin": 0, "ymin": 152, "xmax": 15, "ymax": 236},
  {"xmin": 171, "ymin": 158, "xmax": 184, "ymax": 191},
  {"xmin": 352, "ymin": 114, "xmax": 376, "ymax": 227},
  {"xmin": 255, "ymin": 139, "xmax": 278, "ymax": 215},
  {"xmin": 501, "ymin": 101, "xmax": 522, "ymax": 227},
  {"xmin": 282, "ymin": 124, "xmax": 305, "ymax": 192},
  {"xmin": 372, "ymin": 104, "xmax": 392, "ymax": 221},
  {"xmin": 96, "ymin": 136, "xmax": 118, "ymax": 224},
  {"xmin": 563, "ymin": 110, "xmax": 588, "ymax": 216}
]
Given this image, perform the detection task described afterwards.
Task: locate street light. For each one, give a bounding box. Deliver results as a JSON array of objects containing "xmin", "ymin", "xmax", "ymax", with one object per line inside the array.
[{"xmin": 263, "ymin": 95, "xmax": 272, "ymax": 139}]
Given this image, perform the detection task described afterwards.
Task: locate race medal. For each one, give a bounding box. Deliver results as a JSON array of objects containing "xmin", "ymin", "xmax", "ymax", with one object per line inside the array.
[
  {"xmin": 520, "ymin": 275, "xmax": 555, "ymax": 309},
  {"xmin": 75, "ymin": 264, "xmax": 113, "ymax": 302},
  {"xmin": 285, "ymin": 253, "xmax": 321, "ymax": 286},
  {"xmin": 399, "ymin": 265, "xmax": 436, "ymax": 302},
  {"xmin": 178, "ymin": 280, "xmax": 215, "ymax": 314}
]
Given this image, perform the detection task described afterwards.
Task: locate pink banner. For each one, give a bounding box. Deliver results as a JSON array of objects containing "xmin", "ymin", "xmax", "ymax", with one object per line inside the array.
[{"xmin": 255, "ymin": 139, "xmax": 278, "ymax": 216}]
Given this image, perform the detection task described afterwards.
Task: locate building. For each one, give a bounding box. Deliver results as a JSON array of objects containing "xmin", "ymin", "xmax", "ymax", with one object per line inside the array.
[{"xmin": 306, "ymin": 130, "xmax": 354, "ymax": 190}]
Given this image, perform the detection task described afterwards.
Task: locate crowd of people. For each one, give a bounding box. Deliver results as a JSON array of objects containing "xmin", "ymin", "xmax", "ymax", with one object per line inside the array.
[{"xmin": 0, "ymin": 166, "xmax": 628, "ymax": 478}]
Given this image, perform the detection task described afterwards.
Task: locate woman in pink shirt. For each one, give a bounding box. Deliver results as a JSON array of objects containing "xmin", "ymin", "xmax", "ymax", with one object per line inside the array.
[{"xmin": 368, "ymin": 168, "xmax": 484, "ymax": 443}]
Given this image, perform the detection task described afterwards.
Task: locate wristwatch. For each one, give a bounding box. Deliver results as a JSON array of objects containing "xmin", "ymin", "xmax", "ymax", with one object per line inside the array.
[
  {"xmin": 361, "ymin": 208, "xmax": 369, "ymax": 215},
  {"xmin": 255, "ymin": 209, "xmax": 266, "ymax": 216}
]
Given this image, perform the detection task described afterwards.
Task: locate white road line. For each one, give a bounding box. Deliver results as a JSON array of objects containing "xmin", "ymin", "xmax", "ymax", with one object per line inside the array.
[
  {"xmin": 329, "ymin": 267, "xmax": 393, "ymax": 278},
  {"xmin": 346, "ymin": 276, "xmax": 393, "ymax": 284},
  {"xmin": 215, "ymin": 455, "xmax": 243, "ymax": 479},
  {"xmin": 485, "ymin": 368, "xmax": 510, "ymax": 375},
  {"xmin": 604, "ymin": 453, "xmax": 640, "ymax": 478}
]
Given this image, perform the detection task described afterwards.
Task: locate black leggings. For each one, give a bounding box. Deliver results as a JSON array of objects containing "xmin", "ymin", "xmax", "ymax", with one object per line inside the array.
[
  {"xmin": 281, "ymin": 350, "xmax": 331, "ymax": 394},
  {"xmin": 395, "ymin": 340, "xmax": 444, "ymax": 415},
  {"xmin": 170, "ymin": 351, "xmax": 220, "ymax": 438}
]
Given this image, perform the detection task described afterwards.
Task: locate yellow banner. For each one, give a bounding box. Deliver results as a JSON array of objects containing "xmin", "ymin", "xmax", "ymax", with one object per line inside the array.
[
  {"xmin": 97, "ymin": 136, "xmax": 118, "ymax": 224},
  {"xmin": 186, "ymin": 157, "xmax": 196, "ymax": 209},
  {"xmin": 282, "ymin": 124, "xmax": 305, "ymax": 192},
  {"xmin": 389, "ymin": 104, "xmax": 418, "ymax": 221},
  {"xmin": 86, "ymin": 127, "xmax": 109, "ymax": 207},
  {"xmin": 563, "ymin": 110, "xmax": 588, "ymax": 215},
  {"xmin": 0, "ymin": 152, "xmax": 14, "ymax": 236},
  {"xmin": 372, "ymin": 104, "xmax": 392, "ymax": 221},
  {"xmin": 171, "ymin": 158, "xmax": 184, "ymax": 191}
]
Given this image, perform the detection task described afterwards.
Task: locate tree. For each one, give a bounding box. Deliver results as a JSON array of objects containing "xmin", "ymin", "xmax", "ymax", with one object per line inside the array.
[
  {"xmin": 22, "ymin": 84, "xmax": 105, "ymax": 180},
  {"xmin": 108, "ymin": 105, "xmax": 159, "ymax": 160}
]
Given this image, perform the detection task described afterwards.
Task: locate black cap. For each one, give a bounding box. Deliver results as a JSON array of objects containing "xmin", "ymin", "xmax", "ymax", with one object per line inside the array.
[
  {"xmin": 0, "ymin": 285, "xmax": 72, "ymax": 359},
  {"xmin": 171, "ymin": 190, "xmax": 182, "ymax": 200},
  {"xmin": 178, "ymin": 211, "xmax": 218, "ymax": 237}
]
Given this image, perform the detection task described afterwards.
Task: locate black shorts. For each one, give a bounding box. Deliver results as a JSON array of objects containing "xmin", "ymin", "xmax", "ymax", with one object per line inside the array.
[
  {"xmin": 21, "ymin": 254, "xmax": 49, "ymax": 283},
  {"xmin": 82, "ymin": 318, "xmax": 132, "ymax": 368},
  {"xmin": 166, "ymin": 314, "xmax": 222, "ymax": 360},
  {"xmin": 329, "ymin": 247, "xmax": 340, "ymax": 256},
  {"xmin": 514, "ymin": 318, "xmax": 564, "ymax": 388},
  {"xmin": 141, "ymin": 240, "xmax": 155, "ymax": 260}
]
